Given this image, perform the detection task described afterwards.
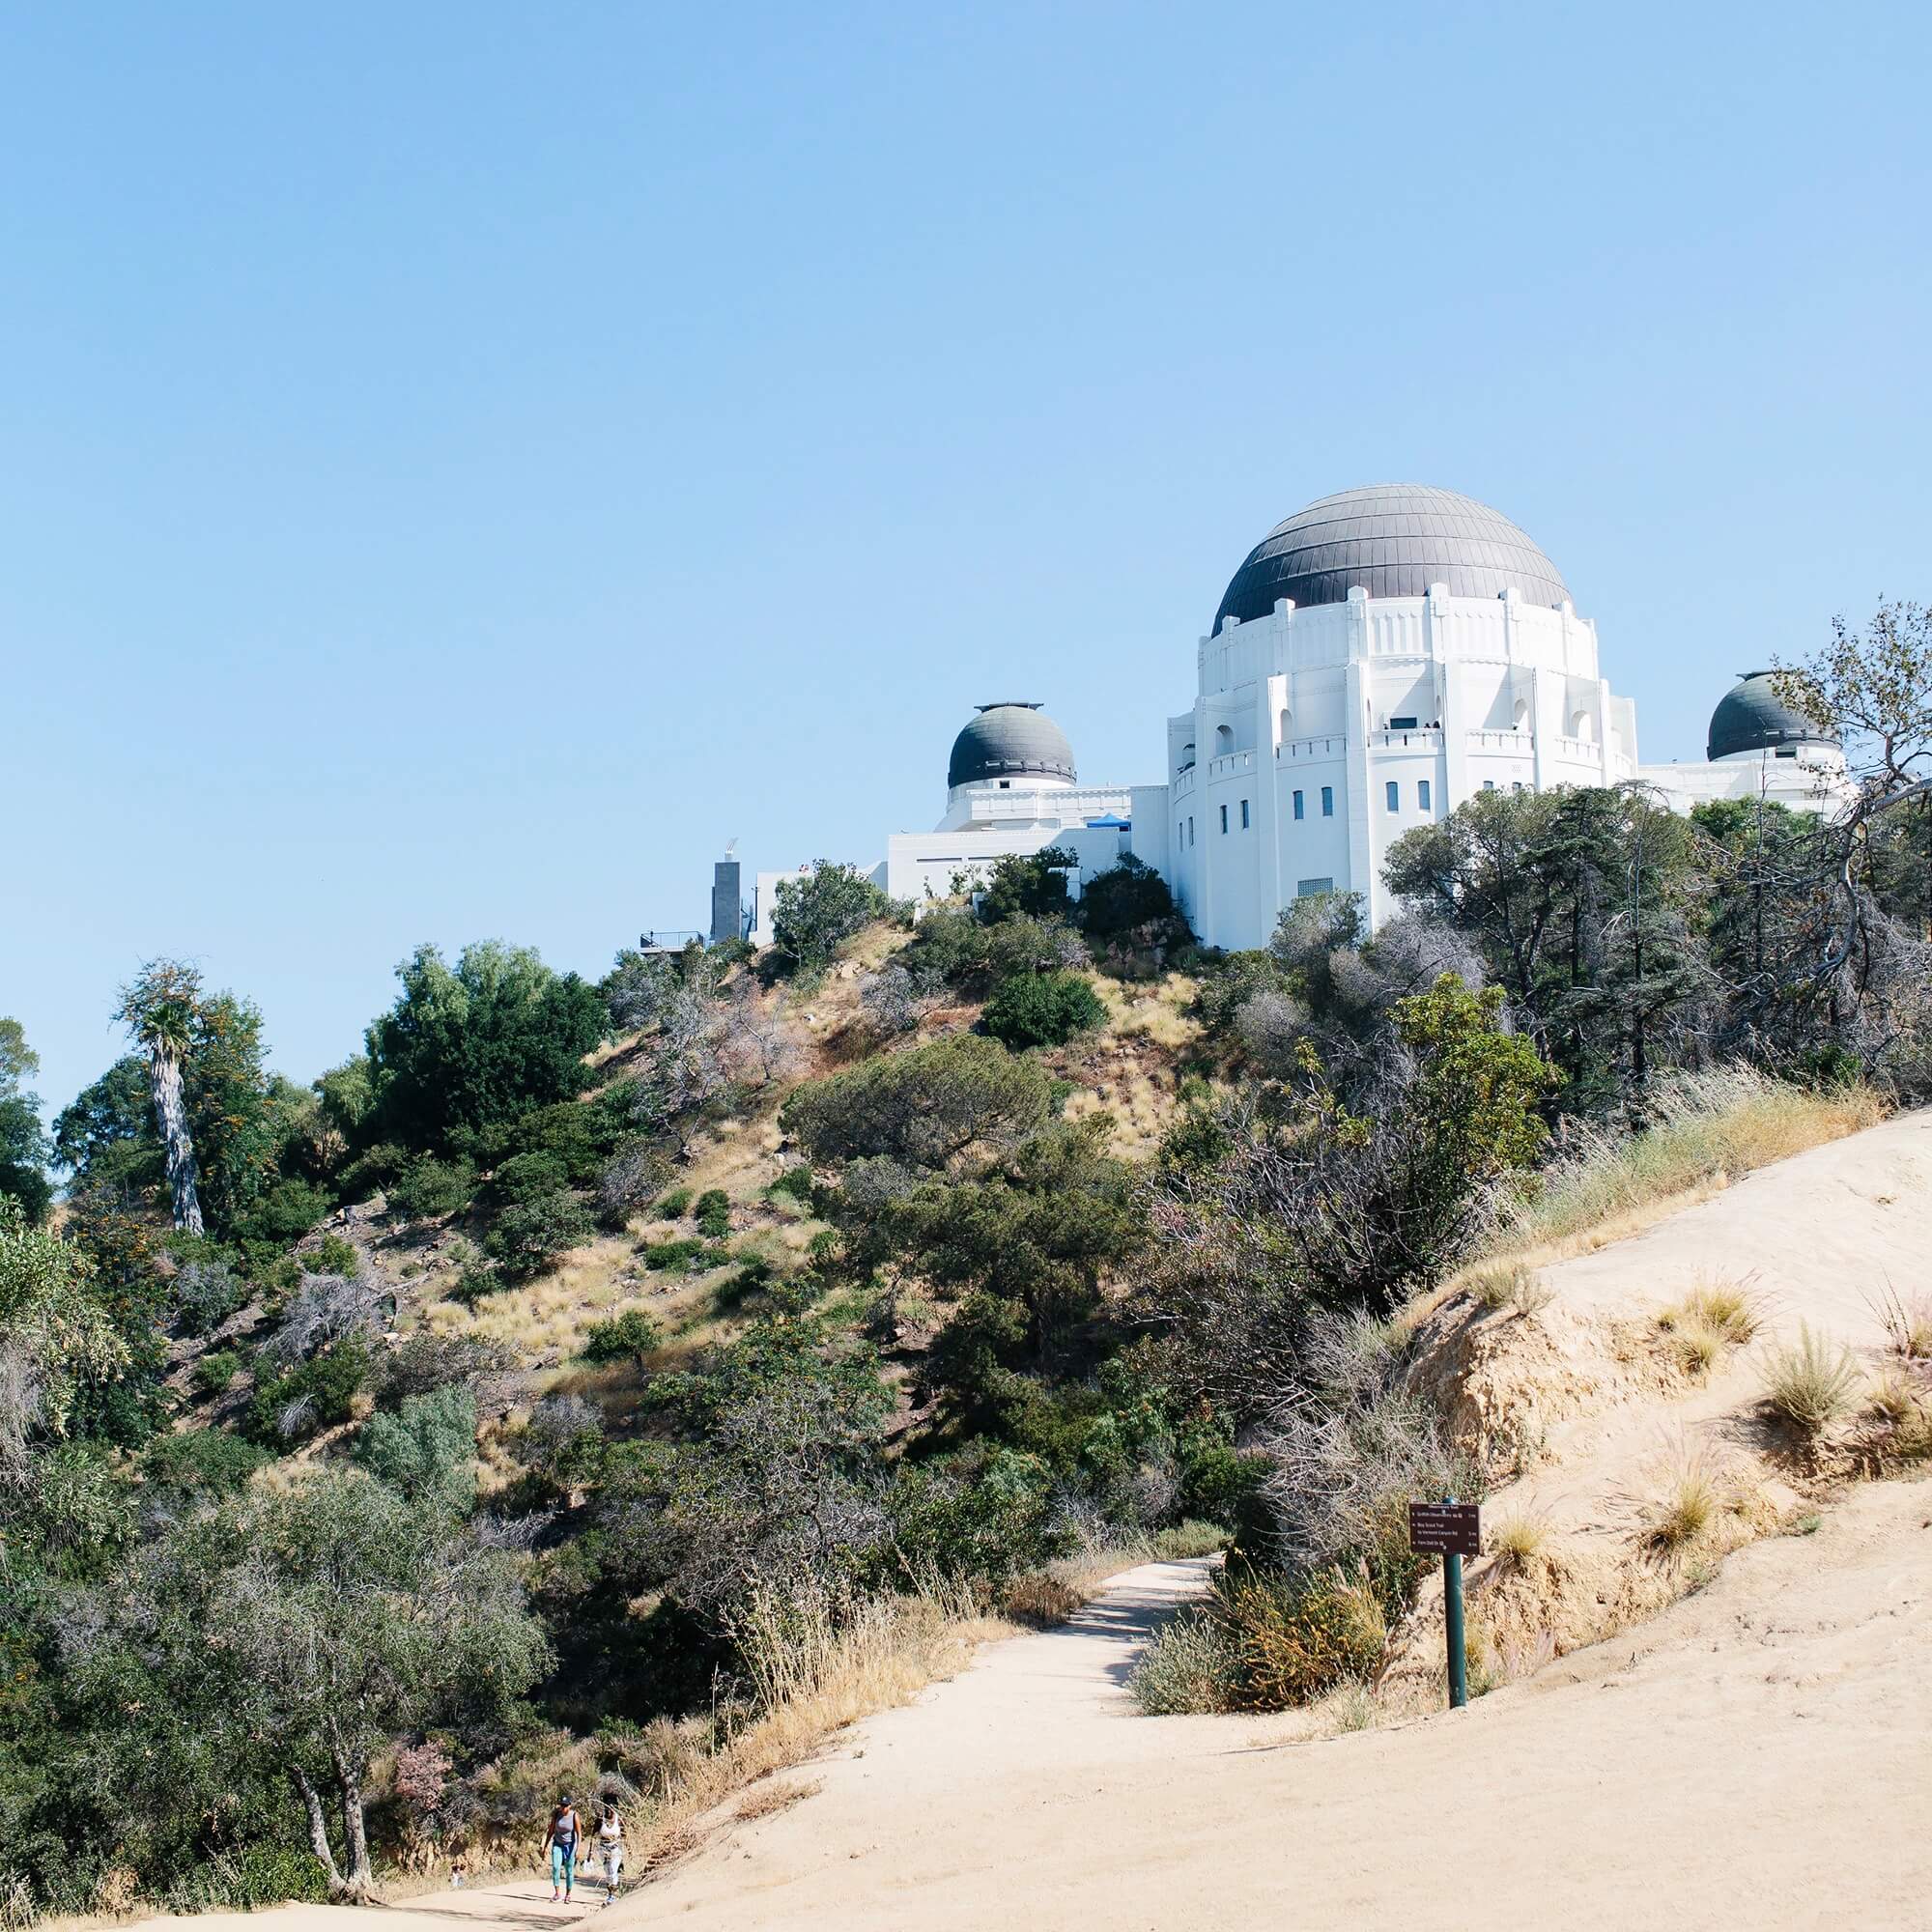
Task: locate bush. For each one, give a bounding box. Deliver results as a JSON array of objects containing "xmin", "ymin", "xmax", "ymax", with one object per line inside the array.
[
  {"xmin": 780, "ymin": 1033, "xmax": 1057, "ymax": 1172},
  {"xmin": 582, "ymin": 1307, "xmax": 664, "ymax": 1367},
  {"xmin": 641, "ymin": 1236, "xmax": 712, "ymax": 1273},
  {"xmin": 1076, "ymin": 854, "xmax": 1176, "ymax": 936},
  {"xmin": 240, "ymin": 1178, "xmax": 332, "ymax": 1245},
  {"xmin": 376, "ymin": 1329, "xmax": 515, "ymax": 1401},
  {"xmin": 192, "ymin": 1349, "xmax": 242, "ymax": 1395},
  {"xmin": 977, "ymin": 846, "xmax": 1073, "ymax": 923},
  {"xmin": 245, "ymin": 1337, "xmax": 370, "ymax": 1443},
  {"xmin": 1212, "ymin": 1566, "xmax": 1386, "ymax": 1709},
  {"xmin": 172, "ymin": 1256, "xmax": 248, "ymax": 1336},
  {"xmin": 1129, "ymin": 1606, "xmax": 1236, "ymax": 1714},
  {"xmin": 694, "ymin": 1188, "xmax": 731, "ymax": 1238},
  {"xmin": 488, "ymin": 1150, "xmax": 571, "ymax": 1206},
  {"xmin": 355, "ymin": 1384, "xmax": 477, "ymax": 1510},
  {"xmin": 981, "ymin": 970, "xmax": 1107, "ymax": 1050},
  {"xmin": 485, "ymin": 1188, "xmax": 595, "ymax": 1281},
  {"xmin": 656, "ymin": 1187, "xmax": 694, "ymax": 1220},
  {"xmin": 140, "ymin": 1428, "xmax": 268, "ymax": 1497},
  {"xmin": 387, "ymin": 1154, "xmax": 476, "ymax": 1220},
  {"xmin": 767, "ymin": 1165, "xmax": 814, "ymax": 1207},
  {"xmin": 304, "ymin": 1234, "xmax": 359, "ymax": 1278}
]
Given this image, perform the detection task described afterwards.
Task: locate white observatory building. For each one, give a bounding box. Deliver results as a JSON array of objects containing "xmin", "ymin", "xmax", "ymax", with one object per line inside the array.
[{"xmin": 751, "ymin": 484, "xmax": 1843, "ymax": 951}]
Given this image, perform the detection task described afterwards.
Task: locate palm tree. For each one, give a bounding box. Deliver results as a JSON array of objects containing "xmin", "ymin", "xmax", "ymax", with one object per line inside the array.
[{"xmin": 114, "ymin": 958, "xmax": 205, "ymax": 1236}]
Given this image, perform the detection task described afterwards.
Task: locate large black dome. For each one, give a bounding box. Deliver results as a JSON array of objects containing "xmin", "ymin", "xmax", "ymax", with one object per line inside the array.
[
  {"xmin": 1707, "ymin": 670, "xmax": 1838, "ymax": 762},
  {"xmin": 947, "ymin": 702, "xmax": 1076, "ymax": 790},
  {"xmin": 1213, "ymin": 484, "xmax": 1572, "ymax": 631}
]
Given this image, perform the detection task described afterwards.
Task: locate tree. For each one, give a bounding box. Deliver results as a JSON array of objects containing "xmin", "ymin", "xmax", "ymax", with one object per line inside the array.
[
  {"xmin": 779, "ymin": 1033, "xmax": 1057, "ymax": 1172},
  {"xmin": 1075, "ymin": 854, "xmax": 1177, "ymax": 936},
  {"xmin": 0, "ymin": 1018, "xmax": 53, "ymax": 1223},
  {"xmin": 114, "ymin": 959, "xmax": 207, "ymax": 1235},
  {"xmin": 355, "ymin": 1385, "xmax": 479, "ymax": 1515},
  {"xmin": 767, "ymin": 862, "xmax": 893, "ymax": 975},
  {"xmin": 75, "ymin": 1471, "xmax": 548, "ymax": 1900},
  {"xmin": 976, "ymin": 846, "xmax": 1073, "ymax": 923},
  {"xmin": 363, "ymin": 941, "xmax": 608, "ymax": 1153}
]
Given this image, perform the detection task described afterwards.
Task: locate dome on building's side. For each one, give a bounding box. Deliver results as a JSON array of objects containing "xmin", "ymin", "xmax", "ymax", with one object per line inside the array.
[
  {"xmin": 947, "ymin": 702, "xmax": 1076, "ymax": 790},
  {"xmin": 1212, "ymin": 484, "xmax": 1572, "ymax": 631},
  {"xmin": 1707, "ymin": 670, "xmax": 1838, "ymax": 762}
]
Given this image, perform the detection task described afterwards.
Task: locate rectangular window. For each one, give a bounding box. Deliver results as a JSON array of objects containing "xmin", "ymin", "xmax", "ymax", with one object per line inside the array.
[
  {"xmin": 1390, "ymin": 715, "xmax": 1418, "ymax": 730},
  {"xmin": 1188, "ymin": 816, "xmax": 1195, "ymax": 846},
  {"xmin": 1295, "ymin": 877, "xmax": 1334, "ymax": 897},
  {"xmin": 1385, "ymin": 781, "xmax": 1400, "ymax": 810},
  {"xmin": 1239, "ymin": 799, "xmax": 1250, "ymax": 829},
  {"xmin": 1513, "ymin": 781, "xmax": 1525, "ymax": 794},
  {"xmin": 1418, "ymin": 779, "xmax": 1432, "ymax": 811},
  {"xmin": 1321, "ymin": 786, "xmax": 1334, "ymax": 817},
  {"xmin": 1293, "ymin": 789, "xmax": 1304, "ymax": 820},
  {"xmin": 1483, "ymin": 779, "xmax": 1496, "ymax": 791},
  {"xmin": 1219, "ymin": 803, "xmax": 1228, "ymax": 834}
]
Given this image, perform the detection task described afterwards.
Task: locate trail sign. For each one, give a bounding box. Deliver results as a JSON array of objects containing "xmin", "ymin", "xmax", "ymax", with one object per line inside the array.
[{"xmin": 1407, "ymin": 1501, "xmax": 1481, "ymax": 1557}]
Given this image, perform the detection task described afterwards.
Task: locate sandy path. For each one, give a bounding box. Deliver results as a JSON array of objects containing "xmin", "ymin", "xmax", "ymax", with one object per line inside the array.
[{"xmin": 633, "ymin": 1481, "xmax": 1931, "ymax": 1930}]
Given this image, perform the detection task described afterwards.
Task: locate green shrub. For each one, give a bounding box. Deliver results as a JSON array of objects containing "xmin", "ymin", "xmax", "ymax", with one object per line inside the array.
[
  {"xmin": 376, "ymin": 1329, "xmax": 515, "ymax": 1401},
  {"xmin": 977, "ymin": 846, "xmax": 1074, "ymax": 923},
  {"xmin": 334, "ymin": 1140, "xmax": 408, "ymax": 1204},
  {"xmin": 767, "ymin": 1166, "xmax": 814, "ymax": 1206},
  {"xmin": 640, "ymin": 1236, "xmax": 712, "ymax": 1272},
  {"xmin": 172, "ymin": 1255, "xmax": 249, "ymax": 1336},
  {"xmin": 485, "ymin": 1188, "xmax": 595, "ymax": 1280},
  {"xmin": 192, "ymin": 1349, "xmax": 242, "ymax": 1396},
  {"xmin": 768, "ymin": 862, "xmax": 894, "ymax": 975},
  {"xmin": 1213, "ymin": 1566, "xmax": 1386, "ymax": 1710},
  {"xmin": 656, "ymin": 1187, "xmax": 694, "ymax": 1220},
  {"xmin": 355, "ymin": 1384, "xmax": 477, "ymax": 1510},
  {"xmin": 1076, "ymin": 854, "xmax": 1177, "ymax": 936},
  {"xmin": 694, "ymin": 1188, "xmax": 731, "ymax": 1238},
  {"xmin": 1130, "ymin": 1607, "xmax": 1236, "ymax": 1714},
  {"xmin": 387, "ymin": 1154, "xmax": 477, "ymax": 1220},
  {"xmin": 981, "ymin": 970, "xmax": 1107, "ymax": 1050},
  {"xmin": 304, "ymin": 1234, "xmax": 359, "ymax": 1278},
  {"xmin": 245, "ymin": 1338, "xmax": 369, "ymax": 1444},
  {"xmin": 241, "ymin": 1178, "xmax": 332, "ymax": 1245},
  {"xmin": 582, "ymin": 1306, "xmax": 664, "ymax": 1366},
  {"xmin": 140, "ymin": 1428, "xmax": 268, "ymax": 1496},
  {"xmin": 488, "ymin": 1150, "xmax": 571, "ymax": 1206}
]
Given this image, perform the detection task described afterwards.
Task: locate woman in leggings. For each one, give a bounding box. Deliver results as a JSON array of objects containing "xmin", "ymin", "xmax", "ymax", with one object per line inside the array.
[{"xmin": 544, "ymin": 1798, "xmax": 581, "ymax": 1903}]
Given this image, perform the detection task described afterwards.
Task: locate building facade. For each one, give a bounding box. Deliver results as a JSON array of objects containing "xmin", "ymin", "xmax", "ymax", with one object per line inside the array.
[{"xmin": 751, "ymin": 484, "xmax": 1844, "ymax": 950}]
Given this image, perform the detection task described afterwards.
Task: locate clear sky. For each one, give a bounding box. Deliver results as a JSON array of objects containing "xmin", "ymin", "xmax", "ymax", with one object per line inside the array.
[{"xmin": 5, "ymin": 1, "xmax": 1928, "ymax": 1123}]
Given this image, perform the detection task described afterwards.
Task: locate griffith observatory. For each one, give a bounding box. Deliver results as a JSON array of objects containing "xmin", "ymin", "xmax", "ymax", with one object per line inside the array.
[{"xmin": 749, "ymin": 484, "xmax": 1842, "ymax": 952}]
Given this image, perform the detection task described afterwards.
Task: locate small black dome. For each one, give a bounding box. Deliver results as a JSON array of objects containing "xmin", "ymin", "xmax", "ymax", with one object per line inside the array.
[
  {"xmin": 1707, "ymin": 671, "xmax": 1838, "ymax": 762},
  {"xmin": 947, "ymin": 703, "xmax": 1076, "ymax": 790},
  {"xmin": 1213, "ymin": 484, "xmax": 1571, "ymax": 632}
]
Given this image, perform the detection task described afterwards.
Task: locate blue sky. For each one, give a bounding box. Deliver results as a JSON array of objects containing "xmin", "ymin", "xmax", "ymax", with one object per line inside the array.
[{"xmin": 5, "ymin": 1, "xmax": 1928, "ymax": 1122}]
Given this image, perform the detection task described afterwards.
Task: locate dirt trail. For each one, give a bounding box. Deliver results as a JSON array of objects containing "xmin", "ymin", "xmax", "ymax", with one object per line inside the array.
[{"xmin": 628, "ymin": 1479, "xmax": 1930, "ymax": 1930}]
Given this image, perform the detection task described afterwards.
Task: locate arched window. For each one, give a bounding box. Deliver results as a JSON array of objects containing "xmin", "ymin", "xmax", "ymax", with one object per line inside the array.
[
  {"xmin": 1569, "ymin": 709, "xmax": 1594, "ymax": 742},
  {"xmin": 1213, "ymin": 724, "xmax": 1234, "ymax": 757},
  {"xmin": 1512, "ymin": 698, "xmax": 1531, "ymax": 730},
  {"xmin": 1179, "ymin": 742, "xmax": 1195, "ymax": 771},
  {"xmin": 1278, "ymin": 705, "xmax": 1293, "ymax": 743}
]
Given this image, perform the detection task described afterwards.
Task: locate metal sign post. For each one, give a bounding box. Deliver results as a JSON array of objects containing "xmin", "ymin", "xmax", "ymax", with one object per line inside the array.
[{"xmin": 1408, "ymin": 1498, "xmax": 1481, "ymax": 1710}]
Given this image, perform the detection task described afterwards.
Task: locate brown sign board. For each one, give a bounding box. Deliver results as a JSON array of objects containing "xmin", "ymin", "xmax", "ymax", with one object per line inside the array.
[{"xmin": 1408, "ymin": 1501, "xmax": 1481, "ymax": 1557}]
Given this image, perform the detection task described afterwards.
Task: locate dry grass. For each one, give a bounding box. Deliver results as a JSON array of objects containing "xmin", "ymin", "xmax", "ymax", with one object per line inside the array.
[
  {"xmin": 1467, "ymin": 1262, "xmax": 1554, "ymax": 1319},
  {"xmin": 1634, "ymin": 1439, "xmax": 1775, "ymax": 1556},
  {"xmin": 1866, "ymin": 1366, "xmax": 1923, "ymax": 1425},
  {"xmin": 1482, "ymin": 1069, "xmax": 1887, "ymax": 1276},
  {"xmin": 734, "ymin": 1776, "xmax": 822, "ymax": 1823},
  {"xmin": 1643, "ymin": 1446, "xmax": 1721, "ymax": 1550},
  {"xmin": 1662, "ymin": 1275, "xmax": 1760, "ymax": 1346},
  {"xmin": 1870, "ymin": 1282, "xmax": 1932, "ymax": 1362},
  {"xmin": 1758, "ymin": 1323, "xmax": 1863, "ymax": 1438},
  {"xmin": 1489, "ymin": 1512, "xmax": 1551, "ymax": 1570}
]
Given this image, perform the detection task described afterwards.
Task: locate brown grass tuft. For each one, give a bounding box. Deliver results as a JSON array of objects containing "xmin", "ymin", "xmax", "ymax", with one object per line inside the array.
[
  {"xmin": 734, "ymin": 1776, "xmax": 822, "ymax": 1824},
  {"xmin": 1758, "ymin": 1324, "xmax": 1863, "ymax": 1438},
  {"xmin": 1870, "ymin": 1282, "xmax": 1932, "ymax": 1362}
]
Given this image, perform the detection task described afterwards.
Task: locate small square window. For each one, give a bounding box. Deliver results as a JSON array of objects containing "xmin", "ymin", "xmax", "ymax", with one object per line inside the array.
[
  {"xmin": 1513, "ymin": 781, "xmax": 1525, "ymax": 794},
  {"xmin": 1418, "ymin": 779, "xmax": 1432, "ymax": 810},
  {"xmin": 1293, "ymin": 789, "xmax": 1304, "ymax": 820},
  {"xmin": 1484, "ymin": 780, "xmax": 1496, "ymax": 791},
  {"xmin": 1239, "ymin": 799, "xmax": 1250, "ymax": 829},
  {"xmin": 1321, "ymin": 786, "xmax": 1334, "ymax": 817},
  {"xmin": 998, "ymin": 780, "xmax": 1010, "ymax": 789},
  {"xmin": 1385, "ymin": 781, "xmax": 1400, "ymax": 810}
]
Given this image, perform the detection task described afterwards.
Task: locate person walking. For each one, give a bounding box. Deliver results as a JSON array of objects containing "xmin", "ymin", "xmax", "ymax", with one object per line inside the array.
[
  {"xmin": 544, "ymin": 1797, "xmax": 581, "ymax": 1904},
  {"xmin": 595, "ymin": 1803, "xmax": 625, "ymax": 1907}
]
